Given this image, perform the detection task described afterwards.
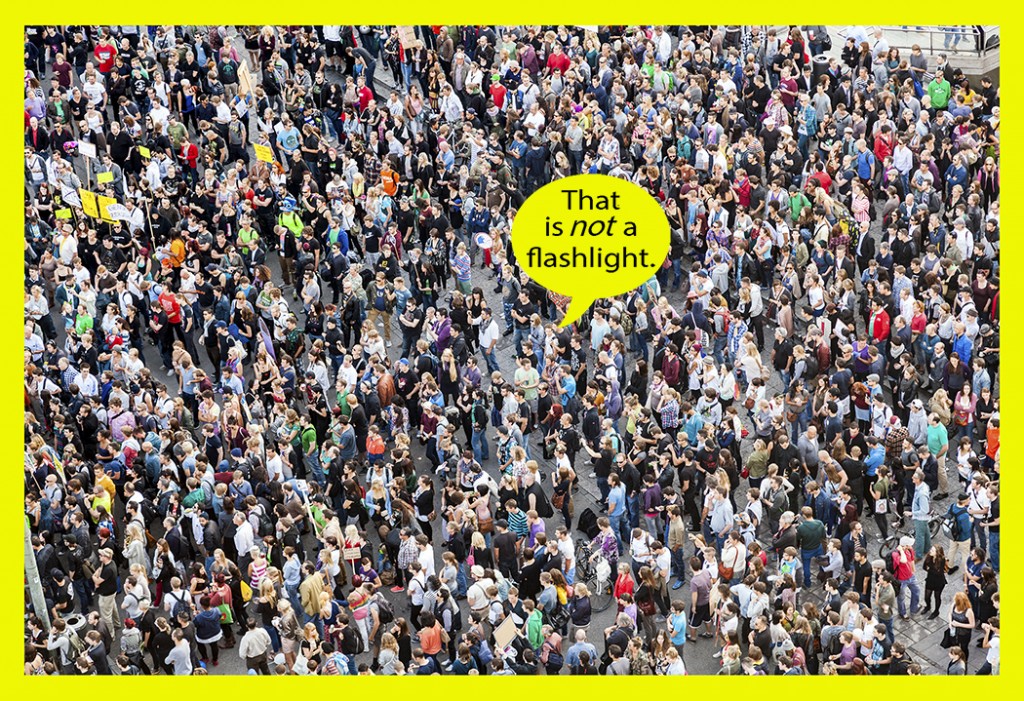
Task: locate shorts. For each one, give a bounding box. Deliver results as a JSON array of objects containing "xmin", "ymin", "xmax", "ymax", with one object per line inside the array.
[
  {"xmin": 326, "ymin": 41, "xmax": 343, "ymax": 57},
  {"xmin": 690, "ymin": 602, "xmax": 711, "ymax": 627}
]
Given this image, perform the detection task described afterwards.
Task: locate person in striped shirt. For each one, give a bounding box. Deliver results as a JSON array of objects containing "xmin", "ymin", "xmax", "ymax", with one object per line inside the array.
[{"xmin": 449, "ymin": 241, "xmax": 472, "ymax": 294}]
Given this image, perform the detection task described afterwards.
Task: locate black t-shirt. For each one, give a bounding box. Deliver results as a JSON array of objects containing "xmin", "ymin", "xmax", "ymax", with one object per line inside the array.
[
  {"xmin": 988, "ymin": 497, "xmax": 999, "ymax": 533},
  {"xmin": 773, "ymin": 339, "xmax": 794, "ymax": 371},
  {"xmin": 96, "ymin": 562, "xmax": 118, "ymax": 596},
  {"xmin": 512, "ymin": 298, "xmax": 535, "ymax": 328},
  {"xmin": 853, "ymin": 561, "xmax": 873, "ymax": 597},
  {"xmin": 493, "ymin": 530, "xmax": 517, "ymax": 564}
]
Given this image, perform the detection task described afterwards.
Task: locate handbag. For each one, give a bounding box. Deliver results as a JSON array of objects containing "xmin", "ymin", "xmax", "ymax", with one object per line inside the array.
[
  {"xmin": 478, "ymin": 516, "xmax": 494, "ymax": 534},
  {"xmin": 940, "ymin": 627, "xmax": 955, "ymax": 649},
  {"xmin": 240, "ymin": 580, "xmax": 253, "ymax": 603},
  {"xmin": 552, "ymin": 492, "xmax": 566, "ymax": 510},
  {"xmin": 638, "ymin": 597, "xmax": 656, "ymax": 617},
  {"xmin": 744, "ymin": 397, "xmax": 756, "ymax": 410},
  {"xmin": 718, "ymin": 562, "xmax": 734, "ymax": 581}
]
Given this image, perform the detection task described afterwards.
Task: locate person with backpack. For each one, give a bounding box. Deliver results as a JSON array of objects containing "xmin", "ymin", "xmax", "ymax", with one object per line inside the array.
[
  {"xmin": 945, "ymin": 492, "xmax": 973, "ymax": 575},
  {"xmin": 433, "ymin": 587, "xmax": 461, "ymax": 660},
  {"xmin": 46, "ymin": 617, "xmax": 85, "ymax": 675}
]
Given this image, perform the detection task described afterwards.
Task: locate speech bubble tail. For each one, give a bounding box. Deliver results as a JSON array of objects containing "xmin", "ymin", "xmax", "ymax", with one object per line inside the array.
[{"xmin": 559, "ymin": 296, "xmax": 593, "ymax": 328}]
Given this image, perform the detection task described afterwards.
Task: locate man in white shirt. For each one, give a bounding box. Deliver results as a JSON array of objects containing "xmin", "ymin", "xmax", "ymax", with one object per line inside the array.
[
  {"xmin": 479, "ymin": 308, "xmax": 501, "ymax": 373},
  {"xmin": 72, "ymin": 364, "xmax": 99, "ymax": 398},
  {"xmin": 556, "ymin": 527, "xmax": 575, "ymax": 584},
  {"xmin": 233, "ymin": 512, "xmax": 255, "ymax": 555}
]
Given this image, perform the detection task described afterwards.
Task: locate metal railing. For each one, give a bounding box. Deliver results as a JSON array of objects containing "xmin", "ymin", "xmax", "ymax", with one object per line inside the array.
[{"xmin": 838, "ymin": 25, "xmax": 996, "ymax": 58}]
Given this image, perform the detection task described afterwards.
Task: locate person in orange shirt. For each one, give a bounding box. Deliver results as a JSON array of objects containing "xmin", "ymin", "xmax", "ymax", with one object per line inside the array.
[
  {"xmin": 416, "ymin": 610, "xmax": 444, "ymax": 667},
  {"xmin": 380, "ymin": 162, "xmax": 400, "ymax": 197}
]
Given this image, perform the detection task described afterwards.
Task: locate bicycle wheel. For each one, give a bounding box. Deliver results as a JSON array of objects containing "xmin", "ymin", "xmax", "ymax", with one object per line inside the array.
[
  {"xmin": 587, "ymin": 573, "xmax": 614, "ymax": 613},
  {"xmin": 878, "ymin": 536, "xmax": 898, "ymax": 560}
]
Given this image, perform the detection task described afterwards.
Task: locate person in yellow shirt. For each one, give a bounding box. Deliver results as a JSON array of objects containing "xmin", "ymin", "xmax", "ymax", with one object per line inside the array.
[
  {"xmin": 168, "ymin": 230, "xmax": 186, "ymax": 269},
  {"xmin": 93, "ymin": 464, "xmax": 116, "ymax": 502},
  {"xmin": 86, "ymin": 484, "xmax": 112, "ymax": 524}
]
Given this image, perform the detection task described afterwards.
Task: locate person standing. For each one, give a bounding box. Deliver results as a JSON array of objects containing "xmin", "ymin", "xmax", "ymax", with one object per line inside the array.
[
  {"xmin": 796, "ymin": 507, "xmax": 826, "ymax": 589},
  {"xmin": 91, "ymin": 548, "xmax": 122, "ymax": 634},
  {"xmin": 910, "ymin": 470, "xmax": 932, "ymax": 559},
  {"xmin": 238, "ymin": 618, "xmax": 273, "ymax": 674}
]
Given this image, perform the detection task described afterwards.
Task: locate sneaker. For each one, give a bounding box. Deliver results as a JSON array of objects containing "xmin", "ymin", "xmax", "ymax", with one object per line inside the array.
[
  {"xmin": 386, "ymin": 341, "xmax": 393, "ymax": 347},
  {"xmin": 390, "ymin": 585, "xmax": 404, "ymax": 593},
  {"xmin": 947, "ymin": 566, "xmax": 960, "ymax": 575},
  {"xmin": 672, "ymin": 580, "xmax": 685, "ymax": 590},
  {"xmin": 712, "ymin": 651, "xmax": 722, "ymax": 659}
]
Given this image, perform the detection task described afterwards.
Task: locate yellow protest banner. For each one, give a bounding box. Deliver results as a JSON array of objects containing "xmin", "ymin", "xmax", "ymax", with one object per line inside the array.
[
  {"xmin": 138, "ymin": 145, "xmax": 151, "ymax": 158},
  {"xmin": 97, "ymin": 171, "xmax": 114, "ymax": 184},
  {"xmin": 97, "ymin": 195, "xmax": 118, "ymax": 222},
  {"xmin": 78, "ymin": 189, "xmax": 99, "ymax": 219},
  {"xmin": 254, "ymin": 143, "xmax": 274, "ymax": 163},
  {"xmin": 54, "ymin": 208, "xmax": 72, "ymax": 219}
]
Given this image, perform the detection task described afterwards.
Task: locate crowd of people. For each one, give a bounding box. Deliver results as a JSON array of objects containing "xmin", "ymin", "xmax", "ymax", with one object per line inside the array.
[{"xmin": 24, "ymin": 24, "xmax": 1000, "ymax": 676}]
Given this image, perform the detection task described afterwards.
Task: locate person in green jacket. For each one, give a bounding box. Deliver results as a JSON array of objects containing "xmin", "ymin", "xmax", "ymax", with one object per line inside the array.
[
  {"xmin": 788, "ymin": 186, "xmax": 811, "ymax": 223},
  {"xmin": 927, "ymin": 72, "xmax": 952, "ymax": 111},
  {"xmin": 796, "ymin": 506, "xmax": 827, "ymax": 589},
  {"xmin": 525, "ymin": 599, "xmax": 544, "ymax": 649}
]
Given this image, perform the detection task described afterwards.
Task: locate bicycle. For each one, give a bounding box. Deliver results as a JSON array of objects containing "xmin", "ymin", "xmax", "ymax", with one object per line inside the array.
[
  {"xmin": 575, "ymin": 539, "xmax": 614, "ymax": 613},
  {"xmin": 876, "ymin": 505, "xmax": 944, "ymax": 559}
]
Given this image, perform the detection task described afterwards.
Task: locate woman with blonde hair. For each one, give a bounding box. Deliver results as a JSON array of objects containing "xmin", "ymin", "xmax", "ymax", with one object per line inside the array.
[
  {"xmin": 378, "ymin": 631, "xmax": 401, "ymax": 674},
  {"xmin": 255, "ymin": 577, "xmax": 280, "ymax": 652},
  {"xmin": 123, "ymin": 523, "xmax": 149, "ymax": 573},
  {"xmin": 299, "ymin": 621, "xmax": 323, "ymax": 671},
  {"xmin": 276, "ymin": 598, "xmax": 301, "ymax": 668},
  {"xmin": 717, "ymin": 644, "xmax": 742, "ymax": 674}
]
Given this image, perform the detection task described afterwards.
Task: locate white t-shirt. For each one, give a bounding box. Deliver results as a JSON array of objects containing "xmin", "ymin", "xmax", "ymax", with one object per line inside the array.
[{"xmin": 986, "ymin": 634, "xmax": 1000, "ymax": 670}]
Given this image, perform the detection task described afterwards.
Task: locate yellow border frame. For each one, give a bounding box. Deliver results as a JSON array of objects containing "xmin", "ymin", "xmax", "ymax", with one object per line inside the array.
[{"xmin": 5, "ymin": 9, "xmax": 1014, "ymax": 691}]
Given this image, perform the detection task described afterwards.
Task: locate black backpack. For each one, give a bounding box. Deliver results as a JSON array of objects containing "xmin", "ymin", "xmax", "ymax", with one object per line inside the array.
[
  {"xmin": 254, "ymin": 505, "xmax": 274, "ymax": 538},
  {"xmin": 167, "ymin": 590, "xmax": 192, "ymax": 620},
  {"xmin": 577, "ymin": 507, "xmax": 600, "ymax": 539},
  {"xmin": 374, "ymin": 593, "xmax": 395, "ymax": 624}
]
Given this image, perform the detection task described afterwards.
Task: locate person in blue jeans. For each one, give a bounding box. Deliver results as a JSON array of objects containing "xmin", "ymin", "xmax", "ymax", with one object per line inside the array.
[
  {"xmin": 893, "ymin": 538, "xmax": 922, "ymax": 618},
  {"xmin": 984, "ymin": 484, "xmax": 999, "ymax": 572},
  {"xmin": 607, "ymin": 474, "xmax": 629, "ymax": 555},
  {"xmin": 796, "ymin": 507, "xmax": 826, "ymax": 588}
]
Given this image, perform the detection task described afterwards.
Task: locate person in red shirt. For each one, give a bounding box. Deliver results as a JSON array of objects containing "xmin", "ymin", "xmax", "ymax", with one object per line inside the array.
[
  {"xmin": 868, "ymin": 298, "xmax": 890, "ymax": 344},
  {"xmin": 94, "ymin": 36, "xmax": 117, "ymax": 74},
  {"xmin": 488, "ymin": 75, "xmax": 506, "ymax": 110},
  {"xmin": 158, "ymin": 287, "xmax": 183, "ymax": 326},
  {"xmin": 732, "ymin": 171, "xmax": 751, "ymax": 207},
  {"xmin": 873, "ymin": 124, "xmax": 895, "ymax": 164},
  {"xmin": 356, "ymin": 77, "xmax": 373, "ymax": 113},
  {"xmin": 545, "ymin": 43, "xmax": 571, "ymax": 76},
  {"xmin": 179, "ymin": 137, "xmax": 199, "ymax": 185}
]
